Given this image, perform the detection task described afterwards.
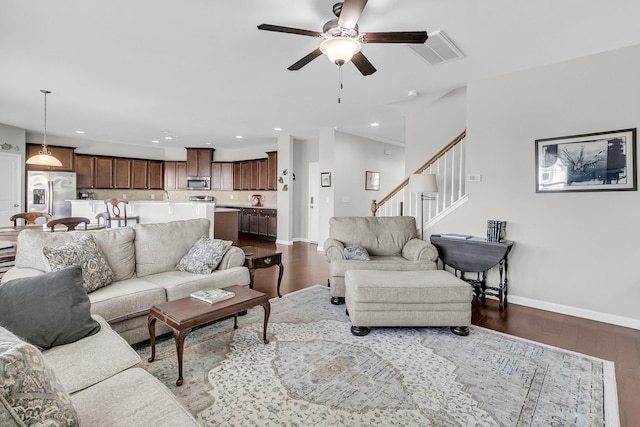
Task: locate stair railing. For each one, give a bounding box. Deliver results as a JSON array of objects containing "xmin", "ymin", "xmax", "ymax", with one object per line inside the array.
[{"xmin": 371, "ymin": 130, "xmax": 467, "ymax": 232}]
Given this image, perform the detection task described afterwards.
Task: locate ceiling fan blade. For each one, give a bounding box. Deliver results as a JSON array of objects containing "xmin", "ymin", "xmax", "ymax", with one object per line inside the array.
[
  {"xmin": 351, "ymin": 52, "xmax": 376, "ymax": 76},
  {"xmin": 337, "ymin": 0, "xmax": 368, "ymax": 29},
  {"xmin": 257, "ymin": 24, "xmax": 321, "ymax": 38},
  {"xmin": 362, "ymin": 31, "xmax": 428, "ymax": 44},
  {"xmin": 287, "ymin": 48, "xmax": 323, "ymax": 71}
]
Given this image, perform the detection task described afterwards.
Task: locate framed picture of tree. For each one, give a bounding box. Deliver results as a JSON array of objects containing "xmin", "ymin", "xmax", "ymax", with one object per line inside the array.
[{"xmin": 535, "ymin": 128, "xmax": 637, "ymax": 193}]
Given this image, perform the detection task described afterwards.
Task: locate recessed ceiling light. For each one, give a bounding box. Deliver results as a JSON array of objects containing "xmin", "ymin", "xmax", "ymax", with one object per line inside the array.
[
  {"xmin": 370, "ymin": 122, "xmax": 380, "ymax": 127},
  {"xmin": 75, "ymin": 130, "xmax": 85, "ymax": 134},
  {"xmin": 205, "ymin": 142, "xmax": 211, "ymax": 145},
  {"xmin": 235, "ymin": 135, "xmax": 243, "ymax": 139},
  {"xmin": 274, "ymin": 127, "xmax": 282, "ymax": 131},
  {"xmin": 164, "ymin": 136, "xmax": 173, "ymax": 140},
  {"xmin": 151, "ymin": 140, "xmax": 159, "ymax": 144}
]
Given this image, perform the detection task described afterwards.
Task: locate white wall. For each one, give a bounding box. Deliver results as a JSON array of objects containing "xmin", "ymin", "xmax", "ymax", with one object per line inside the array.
[
  {"xmin": 411, "ymin": 43, "xmax": 640, "ymax": 325},
  {"xmin": 0, "ymin": 123, "xmax": 26, "ymax": 207}
]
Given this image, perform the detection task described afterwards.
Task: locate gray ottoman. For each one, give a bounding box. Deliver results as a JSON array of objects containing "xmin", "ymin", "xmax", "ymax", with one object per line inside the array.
[{"xmin": 345, "ymin": 270, "xmax": 473, "ymax": 336}]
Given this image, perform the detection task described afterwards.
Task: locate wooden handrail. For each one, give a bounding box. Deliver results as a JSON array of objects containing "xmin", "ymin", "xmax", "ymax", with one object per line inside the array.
[{"xmin": 371, "ymin": 130, "xmax": 466, "ymax": 215}]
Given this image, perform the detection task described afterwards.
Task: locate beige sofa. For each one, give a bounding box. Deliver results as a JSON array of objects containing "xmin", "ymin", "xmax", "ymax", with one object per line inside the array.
[
  {"xmin": 1, "ymin": 218, "xmax": 250, "ymax": 344},
  {"xmin": 1, "ymin": 315, "xmax": 199, "ymax": 426},
  {"xmin": 323, "ymin": 216, "xmax": 439, "ymax": 304}
]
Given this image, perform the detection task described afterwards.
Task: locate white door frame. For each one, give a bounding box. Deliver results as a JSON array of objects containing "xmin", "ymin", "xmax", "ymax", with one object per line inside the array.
[
  {"xmin": 0, "ymin": 152, "xmax": 22, "ymax": 227},
  {"xmin": 308, "ymin": 162, "xmax": 319, "ymax": 243}
]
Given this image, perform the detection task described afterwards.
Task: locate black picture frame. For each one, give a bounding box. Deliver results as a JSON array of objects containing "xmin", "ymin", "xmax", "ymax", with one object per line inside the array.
[
  {"xmin": 535, "ymin": 128, "xmax": 637, "ymax": 193},
  {"xmin": 321, "ymin": 172, "xmax": 331, "ymax": 187}
]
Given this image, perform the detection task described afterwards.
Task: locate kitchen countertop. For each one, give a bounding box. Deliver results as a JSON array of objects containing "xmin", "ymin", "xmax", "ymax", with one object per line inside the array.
[{"xmin": 217, "ymin": 205, "xmax": 277, "ymax": 209}]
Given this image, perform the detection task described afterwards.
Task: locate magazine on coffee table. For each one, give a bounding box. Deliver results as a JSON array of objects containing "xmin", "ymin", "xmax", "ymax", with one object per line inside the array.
[{"xmin": 190, "ymin": 288, "xmax": 235, "ymax": 304}]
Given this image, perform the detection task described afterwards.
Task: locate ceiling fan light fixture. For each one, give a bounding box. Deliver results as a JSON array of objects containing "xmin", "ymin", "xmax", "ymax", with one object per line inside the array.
[
  {"xmin": 26, "ymin": 89, "xmax": 63, "ymax": 167},
  {"xmin": 320, "ymin": 36, "xmax": 361, "ymax": 66}
]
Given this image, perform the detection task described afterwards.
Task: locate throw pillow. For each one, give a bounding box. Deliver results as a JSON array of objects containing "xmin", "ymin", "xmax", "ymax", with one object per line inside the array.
[
  {"xmin": 176, "ymin": 237, "xmax": 232, "ymax": 274},
  {"xmin": 0, "ymin": 265, "xmax": 101, "ymax": 349},
  {"xmin": 43, "ymin": 234, "xmax": 114, "ymax": 293},
  {"xmin": 343, "ymin": 244, "xmax": 371, "ymax": 261},
  {"xmin": 0, "ymin": 326, "xmax": 80, "ymax": 426}
]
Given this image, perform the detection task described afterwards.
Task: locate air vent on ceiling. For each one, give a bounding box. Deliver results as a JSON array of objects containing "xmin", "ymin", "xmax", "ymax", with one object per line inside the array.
[{"xmin": 408, "ymin": 30, "xmax": 464, "ymax": 65}]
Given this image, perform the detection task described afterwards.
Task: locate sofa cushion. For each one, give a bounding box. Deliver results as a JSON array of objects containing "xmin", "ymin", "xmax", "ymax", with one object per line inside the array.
[
  {"xmin": 176, "ymin": 237, "xmax": 232, "ymax": 274},
  {"xmin": 134, "ymin": 219, "xmax": 210, "ymax": 277},
  {"xmin": 143, "ymin": 267, "xmax": 250, "ymax": 301},
  {"xmin": 43, "ymin": 234, "xmax": 114, "ymax": 292},
  {"xmin": 14, "ymin": 228, "xmax": 135, "ymax": 281},
  {"xmin": 43, "ymin": 315, "xmax": 141, "ymax": 394},
  {"xmin": 343, "ymin": 244, "xmax": 370, "ymax": 261},
  {"xmin": 0, "ymin": 265, "xmax": 101, "ymax": 349},
  {"xmin": 70, "ymin": 368, "xmax": 199, "ymax": 426},
  {"xmin": 88, "ymin": 278, "xmax": 167, "ymax": 324},
  {"xmin": 329, "ymin": 216, "xmax": 417, "ymax": 256},
  {"xmin": 0, "ymin": 326, "xmax": 80, "ymax": 426}
]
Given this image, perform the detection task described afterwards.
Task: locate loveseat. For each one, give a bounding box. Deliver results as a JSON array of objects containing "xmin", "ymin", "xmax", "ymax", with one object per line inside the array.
[
  {"xmin": 1, "ymin": 218, "xmax": 250, "ymax": 344},
  {"xmin": 1, "ymin": 309, "xmax": 199, "ymax": 425},
  {"xmin": 323, "ymin": 216, "xmax": 439, "ymax": 304}
]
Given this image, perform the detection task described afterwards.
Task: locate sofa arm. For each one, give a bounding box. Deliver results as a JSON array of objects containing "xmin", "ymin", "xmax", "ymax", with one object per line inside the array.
[
  {"xmin": 402, "ymin": 238, "xmax": 439, "ymax": 262},
  {"xmin": 323, "ymin": 238, "xmax": 346, "ymax": 262},
  {"xmin": 217, "ymin": 246, "xmax": 246, "ymax": 270}
]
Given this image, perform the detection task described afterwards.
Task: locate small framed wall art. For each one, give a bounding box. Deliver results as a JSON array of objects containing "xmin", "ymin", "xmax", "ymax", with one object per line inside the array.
[
  {"xmin": 535, "ymin": 128, "xmax": 637, "ymax": 193},
  {"xmin": 321, "ymin": 172, "xmax": 331, "ymax": 187},
  {"xmin": 365, "ymin": 171, "xmax": 380, "ymax": 191}
]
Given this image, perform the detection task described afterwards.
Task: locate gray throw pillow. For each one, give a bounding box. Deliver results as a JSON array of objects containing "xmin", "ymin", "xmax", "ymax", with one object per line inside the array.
[
  {"xmin": 343, "ymin": 244, "xmax": 371, "ymax": 261},
  {"xmin": 0, "ymin": 265, "xmax": 101, "ymax": 349},
  {"xmin": 176, "ymin": 237, "xmax": 232, "ymax": 274},
  {"xmin": 43, "ymin": 234, "xmax": 114, "ymax": 293},
  {"xmin": 0, "ymin": 326, "xmax": 80, "ymax": 426}
]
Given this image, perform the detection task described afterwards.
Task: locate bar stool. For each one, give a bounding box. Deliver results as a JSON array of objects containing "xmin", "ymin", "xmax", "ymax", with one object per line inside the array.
[
  {"xmin": 104, "ymin": 198, "xmax": 139, "ymax": 227},
  {"xmin": 46, "ymin": 217, "xmax": 91, "ymax": 232},
  {"xmin": 10, "ymin": 212, "xmax": 51, "ymax": 225}
]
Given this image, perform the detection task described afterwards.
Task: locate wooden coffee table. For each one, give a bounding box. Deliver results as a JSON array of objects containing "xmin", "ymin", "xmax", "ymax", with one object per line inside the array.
[{"xmin": 147, "ymin": 285, "xmax": 270, "ymax": 386}]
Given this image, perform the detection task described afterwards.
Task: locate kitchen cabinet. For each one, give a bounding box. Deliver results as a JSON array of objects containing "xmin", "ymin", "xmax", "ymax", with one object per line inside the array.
[
  {"xmin": 233, "ymin": 163, "xmax": 242, "ymax": 190},
  {"xmin": 238, "ymin": 207, "xmax": 277, "ymax": 241},
  {"xmin": 257, "ymin": 159, "xmax": 268, "ymax": 190},
  {"xmin": 186, "ymin": 148, "xmax": 213, "ymax": 177},
  {"xmin": 113, "ymin": 158, "xmax": 132, "ymax": 189},
  {"xmin": 75, "ymin": 154, "xmax": 95, "ymax": 188},
  {"xmin": 211, "ymin": 162, "xmax": 234, "ymax": 191},
  {"xmin": 26, "ymin": 144, "xmax": 75, "ymax": 171},
  {"xmin": 147, "ymin": 160, "xmax": 164, "ymax": 189},
  {"xmin": 214, "ymin": 209, "xmax": 239, "ymax": 245},
  {"xmin": 241, "ymin": 161, "xmax": 252, "ymax": 190},
  {"xmin": 95, "ymin": 157, "xmax": 114, "ymax": 188},
  {"xmin": 132, "ymin": 159, "xmax": 148, "ymax": 189},
  {"xmin": 250, "ymin": 161, "xmax": 259, "ymax": 190},
  {"xmin": 164, "ymin": 161, "xmax": 187, "ymax": 190},
  {"xmin": 267, "ymin": 151, "xmax": 278, "ymax": 191},
  {"xmin": 239, "ymin": 207, "xmax": 259, "ymax": 235}
]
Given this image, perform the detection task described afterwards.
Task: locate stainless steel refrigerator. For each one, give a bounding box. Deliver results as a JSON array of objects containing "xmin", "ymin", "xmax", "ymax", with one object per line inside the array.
[{"xmin": 27, "ymin": 171, "xmax": 77, "ymax": 218}]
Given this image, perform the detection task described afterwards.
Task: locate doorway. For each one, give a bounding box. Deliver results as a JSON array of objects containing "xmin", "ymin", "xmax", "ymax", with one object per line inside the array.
[
  {"xmin": 308, "ymin": 162, "xmax": 319, "ymax": 243},
  {"xmin": 0, "ymin": 153, "xmax": 22, "ymax": 226}
]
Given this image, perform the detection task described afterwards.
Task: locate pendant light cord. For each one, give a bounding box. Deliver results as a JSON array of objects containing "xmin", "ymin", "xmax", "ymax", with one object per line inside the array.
[{"xmin": 41, "ymin": 89, "xmax": 51, "ymax": 155}]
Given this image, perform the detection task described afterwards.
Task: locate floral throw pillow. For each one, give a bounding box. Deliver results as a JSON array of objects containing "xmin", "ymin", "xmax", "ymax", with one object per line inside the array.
[
  {"xmin": 343, "ymin": 244, "xmax": 371, "ymax": 261},
  {"xmin": 176, "ymin": 237, "xmax": 232, "ymax": 274},
  {"xmin": 43, "ymin": 234, "xmax": 114, "ymax": 293},
  {"xmin": 0, "ymin": 327, "xmax": 80, "ymax": 426}
]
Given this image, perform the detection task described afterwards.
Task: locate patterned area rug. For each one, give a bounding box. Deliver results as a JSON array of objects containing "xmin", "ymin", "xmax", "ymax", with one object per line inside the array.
[{"xmin": 134, "ymin": 285, "xmax": 619, "ymax": 426}]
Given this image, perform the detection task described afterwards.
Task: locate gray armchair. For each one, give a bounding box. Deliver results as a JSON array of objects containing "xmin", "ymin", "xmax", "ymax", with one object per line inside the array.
[{"xmin": 323, "ymin": 216, "xmax": 439, "ymax": 304}]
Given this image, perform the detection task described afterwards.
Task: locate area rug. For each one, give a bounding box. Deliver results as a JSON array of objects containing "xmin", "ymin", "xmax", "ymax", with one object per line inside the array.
[{"xmin": 134, "ymin": 285, "xmax": 619, "ymax": 426}]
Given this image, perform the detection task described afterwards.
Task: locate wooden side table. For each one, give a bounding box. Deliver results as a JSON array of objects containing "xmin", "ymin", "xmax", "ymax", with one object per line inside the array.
[
  {"xmin": 242, "ymin": 246, "xmax": 284, "ymax": 298},
  {"xmin": 147, "ymin": 285, "xmax": 270, "ymax": 386},
  {"xmin": 430, "ymin": 235, "xmax": 514, "ymax": 310}
]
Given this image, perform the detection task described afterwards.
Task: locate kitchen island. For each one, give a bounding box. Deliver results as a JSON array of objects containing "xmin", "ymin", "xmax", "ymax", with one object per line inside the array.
[{"xmin": 70, "ymin": 200, "xmax": 216, "ymax": 237}]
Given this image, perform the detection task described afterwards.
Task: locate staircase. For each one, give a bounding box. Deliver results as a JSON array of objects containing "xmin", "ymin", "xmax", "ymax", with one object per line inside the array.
[{"xmin": 371, "ymin": 130, "xmax": 468, "ymax": 237}]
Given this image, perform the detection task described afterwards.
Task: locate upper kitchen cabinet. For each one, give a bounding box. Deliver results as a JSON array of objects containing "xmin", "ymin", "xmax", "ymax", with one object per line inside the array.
[
  {"xmin": 233, "ymin": 162, "xmax": 242, "ymax": 190},
  {"xmin": 133, "ymin": 159, "xmax": 163, "ymax": 189},
  {"xmin": 113, "ymin": 158, "xmax": 132, "ymax": 189},
  {"xmin": 267, "ymin": 151, "xmax": 278, "ymax": 191},
  {"xmin": 147, "ymin": 160, "xmax": 164, "ymax": 189},
  {"xmin": 186, "ymin": 148, "xmax": 213, "ymax": 177},
  {"xmin": 75, "ymin": 154, "xmax": 95, "ymax": 188},
  {"xmin": 132, "ymin": 159, "xmax": 148, "ymax": 189},
  {"xmin": 164, "ymin": 161, "xmax": 187, "ymax": 190},
  {"xmin": 26, "ymin": 144, "xmax": 75, "ymax": 171},
  {"xmin": 212, "ymin": 162, "xmax": 234, "ymax": 191},
  {"xmin": 94, "ymin": 156, "xmax": 114, "ymax": 188}
]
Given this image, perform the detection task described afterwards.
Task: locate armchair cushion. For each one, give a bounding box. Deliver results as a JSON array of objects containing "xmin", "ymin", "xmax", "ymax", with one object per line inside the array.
[{"xmin": 343, "ymin": 245, "xmax": 371, "ymax": 261}]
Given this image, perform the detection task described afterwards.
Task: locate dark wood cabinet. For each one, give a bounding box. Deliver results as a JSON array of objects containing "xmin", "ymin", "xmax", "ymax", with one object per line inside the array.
[
  {"xmin": 26, "ymin": 144, "xmax": 75, "ymax": 171},
  {"xmin": 239, "ymin": 207, "xmax": 276, "ymax": 241},
  {"xmin": 213, "ymin": 210, "xmax": 239, "ymax": 245},
  {"xmin": 211, "ymin": 162, "xmax": 234, "ymax": 191},
  {"xmin": 186, "ymin": 148, "xmax": 213, "ymax": 177},
  {"xmin": 148, "ymin": 160, "xmax": 163, "ymax": 189},
  {"xmin": 241, "ymin": 161, "xmax": 252, "ymax": 190},
  {"xmin": 164, "ymin": 161, "xmax": 187, "ymax": 190},
  {"xmin": 113, "ymin": 158, "xmax": 132, "ymax": 189},
  {"xmin": 95, "ymin": 156, "xmax": 114, "ymax": 188},
  {"xmin": 233, "ymin": 162, "xmax": 242, "ymax": 190},
  {"xmin": 267, "ymin": 151, "xmax": 278, "ymax": 191},
  {"xmin": 250, "ymin": 161, "xmax": 259, "ymax": 190},
  {"xmin": 75, "ymin": 154, "xmax": 95, "ymax": 188},
  {"xmin": 257, "ymin": 159, "xmax": 268, "ymax": 190},
  {"xmin": 132, "ymin": 159, "xmax": 148, "ymax": 189}
]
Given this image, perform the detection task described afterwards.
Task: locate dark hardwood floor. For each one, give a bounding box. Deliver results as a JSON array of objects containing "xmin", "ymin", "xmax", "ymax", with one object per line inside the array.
[{"xmin": 241, "ymin": 237, "xmax": 640, "ymax": 427}]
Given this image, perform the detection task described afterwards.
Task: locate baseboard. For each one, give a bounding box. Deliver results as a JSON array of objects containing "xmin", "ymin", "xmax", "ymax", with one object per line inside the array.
[
  {"xmin": 275, "ymin": 239, "xmax": 293, "ymax": 246},
  {"xmin": 509, "ymin": 295, "xmax": 640, "ymax": 330}
]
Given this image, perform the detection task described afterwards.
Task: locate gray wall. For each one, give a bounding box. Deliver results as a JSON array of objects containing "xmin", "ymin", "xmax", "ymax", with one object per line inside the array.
[{"xmin": 408, "ymin": 43, "xmax": 640, "ymax": 326}]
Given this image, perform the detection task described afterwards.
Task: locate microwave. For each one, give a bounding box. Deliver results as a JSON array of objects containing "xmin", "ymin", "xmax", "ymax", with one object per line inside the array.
[{"xmin": 186, "ymin": 176, "xmax": 211, "ymax": 190}]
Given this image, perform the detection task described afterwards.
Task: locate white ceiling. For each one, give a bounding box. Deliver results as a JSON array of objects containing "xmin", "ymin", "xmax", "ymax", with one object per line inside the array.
[{"xmin": 1, "ymin": 0, "xmax": 639, "ymax": 152}]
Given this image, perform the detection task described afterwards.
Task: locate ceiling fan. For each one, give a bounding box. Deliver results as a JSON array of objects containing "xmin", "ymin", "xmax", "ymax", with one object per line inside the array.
[{"xmin": 257, "ymin": 0, "xmax": 428, "ymax": 76}]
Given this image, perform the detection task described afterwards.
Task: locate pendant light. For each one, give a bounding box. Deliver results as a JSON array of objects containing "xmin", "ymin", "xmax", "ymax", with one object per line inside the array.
[{"xmin": 25, "ymin": 90, "xmax": 62, "ymax": 167}]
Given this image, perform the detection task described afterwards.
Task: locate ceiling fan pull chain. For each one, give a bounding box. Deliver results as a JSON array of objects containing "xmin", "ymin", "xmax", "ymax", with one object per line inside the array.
[{"xmin": 338, "ymin": 65, "xmax": 343, "ymax": 104}]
